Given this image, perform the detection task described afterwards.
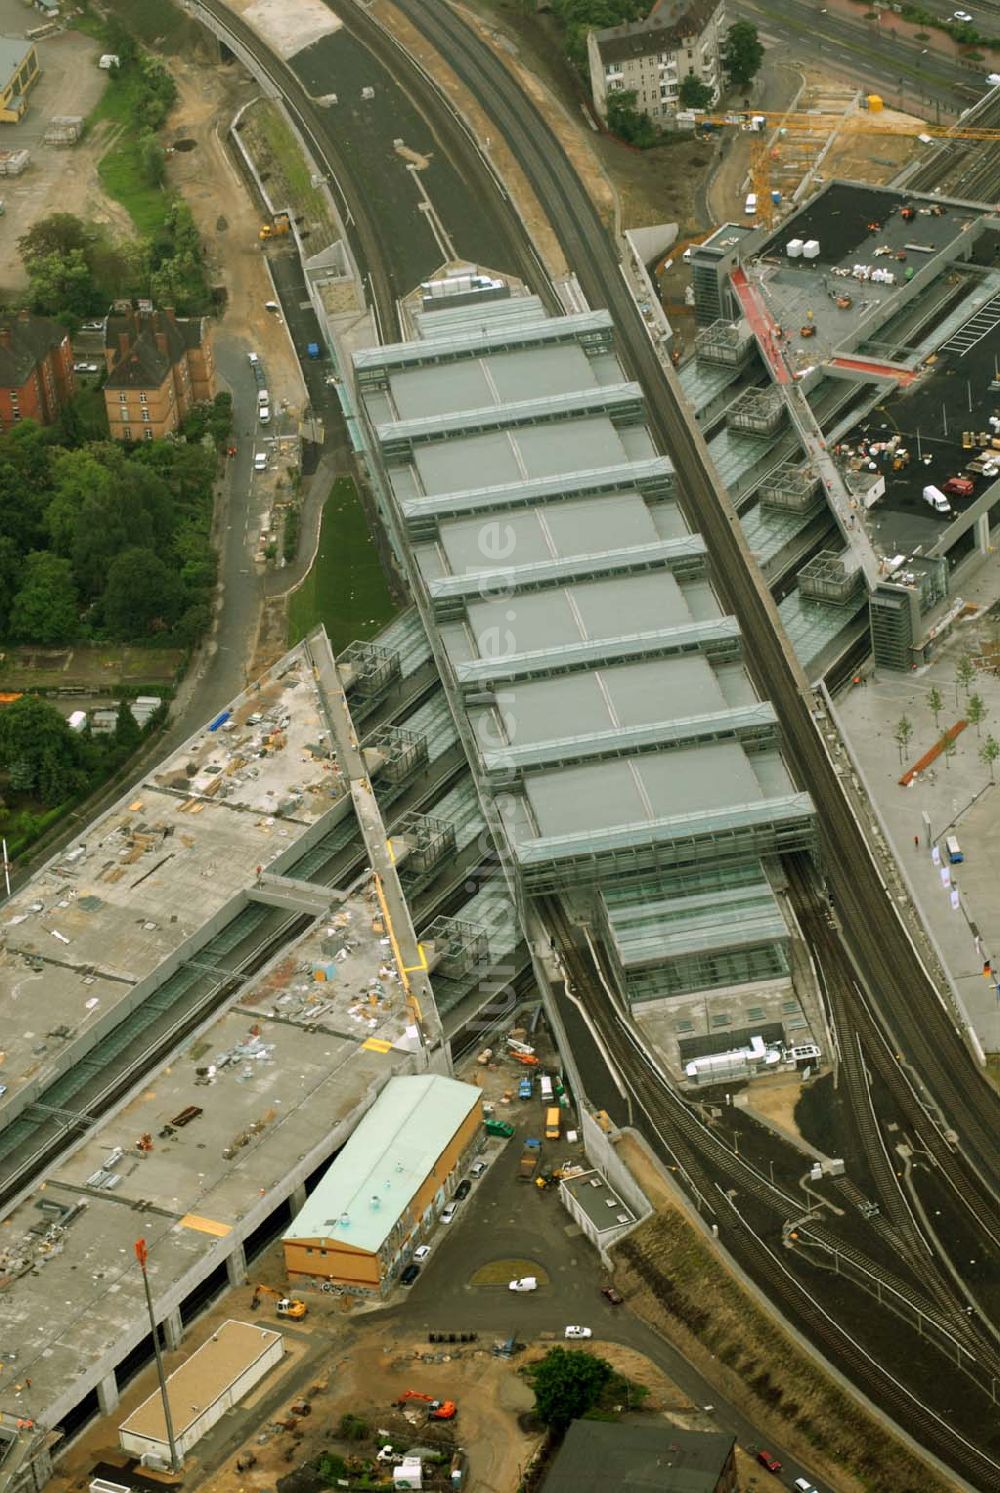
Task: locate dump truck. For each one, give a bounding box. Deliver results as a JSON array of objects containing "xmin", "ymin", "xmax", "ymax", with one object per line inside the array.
[{"xmin": 518, "ymin": 1138, "xmax": 541, "ymax": 1181}]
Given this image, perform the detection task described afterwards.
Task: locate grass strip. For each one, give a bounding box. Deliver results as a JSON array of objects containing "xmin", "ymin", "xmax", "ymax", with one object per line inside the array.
[{"xmin": 287, "ymin": 479, "xmax": 397, "ymax": 653}]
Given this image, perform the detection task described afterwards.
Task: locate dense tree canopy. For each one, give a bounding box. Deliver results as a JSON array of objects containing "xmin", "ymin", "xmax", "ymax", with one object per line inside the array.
[
  {"xmin": 0, "ymin": 695, "xmax": 88, "ymax": 804},
  {"xmin": 551, "ymin": 0, "xmax": 651, "ymax": 73},
  {"xmin": 10, "ymin": 552, "xmax": 79, "ymax": 645},
  {"xmin": 0, "ymin": 422, "xmax": 219, "ymax": 647},
  {"xmin": 528, "ymin": 1348, "xmax": 613, "ymax": 1430}
]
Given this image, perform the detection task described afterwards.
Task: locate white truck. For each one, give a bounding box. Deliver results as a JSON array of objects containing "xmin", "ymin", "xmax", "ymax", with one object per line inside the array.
[{"xmin": 922, "ymin": 484, "xmax": 952, "ymax": 516}]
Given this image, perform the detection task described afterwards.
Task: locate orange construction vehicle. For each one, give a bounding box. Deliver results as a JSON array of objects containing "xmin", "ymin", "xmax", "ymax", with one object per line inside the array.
[
  {"xmin": 395, "ymin": 1390, "xmax": 457, "ymax": 1421},
  {"xmin": 251, "ymin": 1283, "xmax": 307, "ymax": 1319}
]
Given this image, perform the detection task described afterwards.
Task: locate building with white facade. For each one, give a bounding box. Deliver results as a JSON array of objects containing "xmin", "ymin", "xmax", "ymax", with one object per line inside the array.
[{"xmin": 588, "ymin": 0, "xmax": 726, "ymax": 126}]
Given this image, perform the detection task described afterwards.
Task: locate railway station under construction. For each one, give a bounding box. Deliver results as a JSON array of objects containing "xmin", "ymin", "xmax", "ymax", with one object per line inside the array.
[
  {"xmin": 0, "ymin": 630, "xmax": 456, "ymax": 1483},
  {"xmin": 353, "ymin": 281, "xmax": 827, "ymax": 1067}
]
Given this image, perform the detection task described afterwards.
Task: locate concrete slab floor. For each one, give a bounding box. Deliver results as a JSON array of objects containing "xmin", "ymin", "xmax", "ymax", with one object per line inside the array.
[{"xmin": 0, "ymin": 643, "xmax": 346, "ymax": 1119}]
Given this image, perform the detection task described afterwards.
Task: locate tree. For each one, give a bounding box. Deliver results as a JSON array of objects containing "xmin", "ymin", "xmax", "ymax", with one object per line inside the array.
[
  {"xmin": 25, "ymin": 248, "xmax": 96, "ymax": 320},
  {"xmin": 679, "ymin": 75, "xmax": 714, "ymax": 109},
  {"xmin": 967, "ymin": 693, "xmax": 987, "ymax": 738},
  {"xmin": 725, "ymin": 21, "xmax": 764, "ymax": 87},
  {"xmin": 606, "ymin": 88, "xmax": 658, "ymax": 148},
  {"xmin": 528, "ymin": 1347, "xmax": 612, "ymax": 1430},
  {"xmin": 0, "ymin": 694, "xmax": 87, "ymax": 804},
  {"xmin": 101, "ymin": 546, "xmax": 184, "ymax": 639},
  {"xmin": 893, "ymin": 715, "xmax": 913, "ymax": 767},
  {"xmin": 114, "ymin": 699, "xmax": 141, "ymax": 751},
  {"xmin": 0, "ymin": 535, "xmax": 21, "ymax": 637},
  {"xmin": 927, "ymin": 685, "xmax": 943, "ymax": 733},
  {"xmin": 955, "ymin": 653, "xmax": 976, "ymax": 707},
  {"xmin": 980, "ymin": 734, "xmax": 999, "ymax": 785},
  {"xmin": 9, "ymin": 551, "xmax": 79, "ymax": 645},
  {"xmin": 943, "ymin": 735, "xmax": 957, "ymax": 772},
  {"xmin": 17, "ymin": 212, "xmax": 91, "ymax": 264}
]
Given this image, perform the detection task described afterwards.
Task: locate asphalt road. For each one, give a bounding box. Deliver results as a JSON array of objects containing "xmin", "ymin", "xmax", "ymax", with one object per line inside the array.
[
  {"xmin": 730, "ymin": 0, "xmax": 989, "ymax": 112},
  {"xmin": 379, "ymin": 1124, "xmax": 822, "ymax": 1488}
]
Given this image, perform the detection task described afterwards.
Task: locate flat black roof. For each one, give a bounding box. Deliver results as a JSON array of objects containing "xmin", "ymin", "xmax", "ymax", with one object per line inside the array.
[{"xmin": 542, "ymin": 1421, "xmax": 735, "ymax": 1493}]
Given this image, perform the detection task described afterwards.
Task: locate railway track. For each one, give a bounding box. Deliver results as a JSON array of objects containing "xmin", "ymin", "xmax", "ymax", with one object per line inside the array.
[
  {"xmin": 544, "ymin": 897, "xmax": 1000, "ymax": 1487},
  {"xmin": 385, "ymin": 0, "xmax": 1000, "ymax": 1181},
  {"xmin": 907, "ymin": 88, "xmax": 1000, "ymax": 198}
]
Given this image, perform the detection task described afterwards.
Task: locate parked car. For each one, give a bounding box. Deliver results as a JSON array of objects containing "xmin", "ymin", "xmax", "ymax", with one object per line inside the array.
[
  {"xmin": 757, "ymin": 1451, "xmax": 782, "ymax": 1474},
  {"xmin": 413, "ymin": 1245, "xmax": 431, "ymax": 1262},
  {"xmin": 73, "ymin": 361, "xmax": 98, "ymax": 373},
  {"xmin": 254, "ymin": 452, "xmax": 267, "ymax": 472},
  {"xmin": 793, "ymin": 1479, "xmax": 818, "ymax": 1493},
  {"xmin": 248, "ymin": 350, "xmax": 260, "ymax": 364},
  {"xmin": 484, "ymin": 1118, "xmax": 514, "ymax": 1138},
  {"xmin": 564, "ymin": 1325, "xmax": 592, "ymax": 1340},
  {"xmin": 400, "ymin": 1263, "xmax": 420, "ymax": 1286},
  {"xmin": 942, "ymin": 476, "xmax": 974, "ymax": 499},
  {"xmin": 259, "ymin": 403, "xmax": 271, "ymax": 424},
  {"xmin": 469, "ymin": 1159, "xmax": 487, "ymax": 1179},
  {"xmin": 454, "ymin": 1180, "xmax": 471, "ymax": 1201},
  {"xmin": 601, "ymin": 1286, "xmax": 623, "ymax": 1305},
  {"xmin": 440, "ymin": 1203, "xmax": 457, "ymax": 1224},
  {"xmin": 509, "ymin": 1277, "xmax": 537, "ymax": 1292}
]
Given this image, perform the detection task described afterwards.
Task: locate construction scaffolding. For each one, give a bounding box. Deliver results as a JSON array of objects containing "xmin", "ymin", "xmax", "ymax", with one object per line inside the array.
[
  {"xmin": 394, "ymin": 811, "xmax": 456, "ymax": 886},
  {"xmin": 340, "ymin": 641, "xmax": 401, "ymax": 714},
  {"xmin": 422, "ymin": 915, "xmax": 490, "ymax": 977},
  {"xmin": 758, "ymin": 462, "xmax": 822, "ymax": 514},
  {"xmin": 798, "ymin": 550, "xmax": 864, "ymax": 605},
  {"xmin": 367, "ymin": 725, "xmax": 427, "ymax": 784},
  {"xmin": 695, "ymin": 319, "xmax": 755, "ymax": 368},
  {"xmin": 726, "ymin": 388, "xmax": 785, "ymax": 437}
]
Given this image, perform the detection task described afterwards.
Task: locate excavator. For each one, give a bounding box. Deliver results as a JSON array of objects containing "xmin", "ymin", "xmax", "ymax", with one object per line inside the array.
[
  {"xmin": 250, "ymin": 1283, "xmax": 307, "ymax": 1319},
  {"xmin": 394, "ymin": 1390, "xmax": 457, "ymax": 1421},
  {"xmin": 259, "ymin": 211, "xmax": 291, "ymax": 242}
]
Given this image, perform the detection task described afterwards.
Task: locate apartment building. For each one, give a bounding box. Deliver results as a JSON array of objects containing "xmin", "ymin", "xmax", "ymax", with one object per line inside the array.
[
  {"xmin": 588, "ymin": 0, "xmax": 726, "ymax": 126},
  {"xmin": 0, "ymin": 309, "xmax": 75, "ymax": 432},
  {"xmin": 103, "ymin": 301, "xmax": 215, "ymax": 442}
]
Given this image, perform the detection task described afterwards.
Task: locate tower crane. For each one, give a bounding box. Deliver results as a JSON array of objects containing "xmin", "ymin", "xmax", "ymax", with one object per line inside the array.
[{"xmin": 688, "ymin": 107, "xmax": 1000, "ymax": 226}]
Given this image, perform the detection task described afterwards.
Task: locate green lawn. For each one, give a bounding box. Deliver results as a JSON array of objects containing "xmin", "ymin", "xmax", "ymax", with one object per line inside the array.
[
  {"xmin": 287, "ymin": 479, "xmax": 397, "ymax": 653},
  {"xmin": 87, "ymin": 72, "xmax": 169, "ymax": 236}
]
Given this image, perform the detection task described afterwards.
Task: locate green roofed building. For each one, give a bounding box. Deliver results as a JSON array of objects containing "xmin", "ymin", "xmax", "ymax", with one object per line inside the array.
[{"xmin": 282, "ymin": 1074, "xmax": 483, "ymax": 1295}]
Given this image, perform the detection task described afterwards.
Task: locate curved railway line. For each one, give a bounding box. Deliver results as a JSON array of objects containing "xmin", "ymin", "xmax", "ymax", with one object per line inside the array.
[
  {"xmin": 545, "ymin": 897, "xmax": 1000, "ymax": 1488},
  {"xmin": 380, "ymin": 0, "xmax": 1000, "ymax": 1176}
]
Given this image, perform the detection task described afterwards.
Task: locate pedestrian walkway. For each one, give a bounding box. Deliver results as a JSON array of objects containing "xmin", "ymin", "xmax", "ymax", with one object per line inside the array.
[
  {"xmin": 831, "ymin": 589, "xmax": 1000, "ymax": 1055},
  {"xmin": 730, "ymin": 268, "xmax": 791, "ymax": 386},
  {"xmin": 830, "ymin": 356, "xmax": 918, "ymax": 386}
]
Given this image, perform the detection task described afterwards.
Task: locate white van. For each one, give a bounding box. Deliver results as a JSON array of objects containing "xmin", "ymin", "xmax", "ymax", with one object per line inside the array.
[
  {"xmin": 539, "ymin": 1074, "xmax": 553, "ymax": 1102},
  {"xmin": 744, "ymin": 192, "xmax": 758, "ymax": 216},
  {"xmin": 922, "ymin": 484, "xmax": 952, "ymax": 515}
]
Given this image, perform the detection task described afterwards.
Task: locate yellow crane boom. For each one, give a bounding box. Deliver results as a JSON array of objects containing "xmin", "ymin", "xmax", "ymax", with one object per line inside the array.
[{"xmin": 690, "ymin": 108, "xmax": 1000, "ymax": 226}]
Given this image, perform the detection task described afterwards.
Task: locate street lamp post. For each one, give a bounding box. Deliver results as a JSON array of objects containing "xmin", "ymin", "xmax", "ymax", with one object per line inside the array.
[{"xmin": 134, "ymin": 1238, "xmax": 182, "ymax": 1474}]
